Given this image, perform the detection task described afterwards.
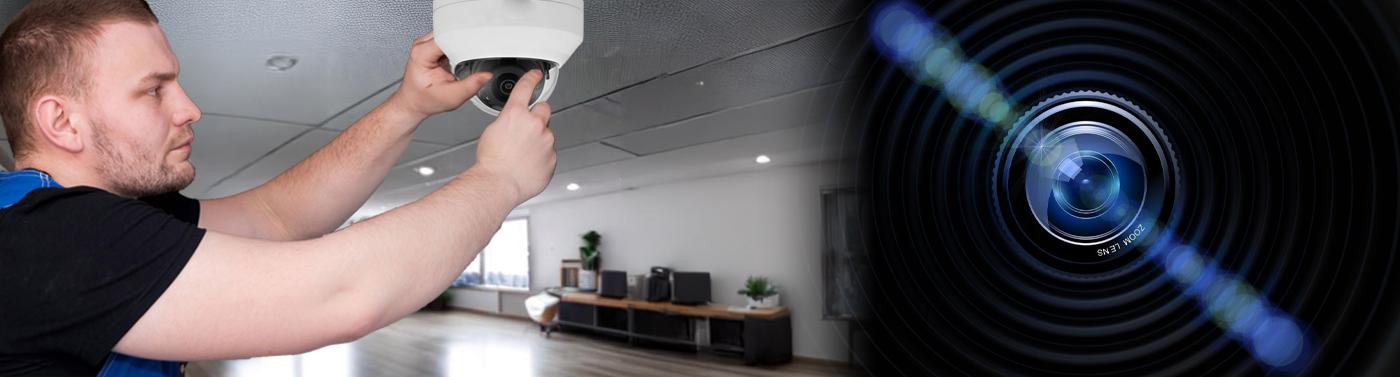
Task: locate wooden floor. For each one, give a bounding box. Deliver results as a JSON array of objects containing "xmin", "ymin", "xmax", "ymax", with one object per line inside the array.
[{"xmin": 188, "ymin": 310, "xmax": 851, "ymax": 377}]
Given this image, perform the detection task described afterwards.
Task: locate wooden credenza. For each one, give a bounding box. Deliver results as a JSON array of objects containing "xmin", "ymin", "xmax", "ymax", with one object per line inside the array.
[{"xmin": 557, "ymin": 293, "xmax": 793, "ymax": 365}]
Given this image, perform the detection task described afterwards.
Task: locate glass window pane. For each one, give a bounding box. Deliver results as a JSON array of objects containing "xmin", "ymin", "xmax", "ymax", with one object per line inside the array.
[{"xmin": 479, "ymin": 218, "xmax": 530, "ymax": 288}]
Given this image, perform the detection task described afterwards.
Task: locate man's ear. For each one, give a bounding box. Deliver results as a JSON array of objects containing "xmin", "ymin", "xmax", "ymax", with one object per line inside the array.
[{"xmin": 32, "ymin": 95, "xmax": 85, "ymax": 154}]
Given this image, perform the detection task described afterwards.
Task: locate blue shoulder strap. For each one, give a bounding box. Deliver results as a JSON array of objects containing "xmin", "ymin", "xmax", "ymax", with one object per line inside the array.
[
  {"xmin": 0, "ymin": 170, "xmax": 183, "ymax": 376},
  {"xmin": 0, "ymin": 170, "xmax": 58, "ymax": 209}
]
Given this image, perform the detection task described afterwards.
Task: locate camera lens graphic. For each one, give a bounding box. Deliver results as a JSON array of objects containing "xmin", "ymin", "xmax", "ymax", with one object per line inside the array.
[
  {"xmin": 1051, "ymin": 151, "xmax": 1119, "ymax": 216},
  {"xmin": 994, "ymin": 91, "xmax": 1177, "ymax": 274}
]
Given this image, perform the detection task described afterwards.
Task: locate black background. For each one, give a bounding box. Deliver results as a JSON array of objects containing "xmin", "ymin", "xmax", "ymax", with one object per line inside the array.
[{"xmin": 842, "ymin": 1, "xmax": 1400, "ymax": 375}]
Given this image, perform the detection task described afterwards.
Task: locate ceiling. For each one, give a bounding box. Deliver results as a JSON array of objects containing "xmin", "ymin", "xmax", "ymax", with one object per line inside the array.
[{"xmin": 0, "ymin": 0, "xmax": 864, "ymax": 215}]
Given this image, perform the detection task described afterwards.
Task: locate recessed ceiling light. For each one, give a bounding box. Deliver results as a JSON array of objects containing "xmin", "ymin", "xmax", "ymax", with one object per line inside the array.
[
  {"xmin": 266, "ymin": 54, "xmax": 299, "ymax": 72},
  {"xmin": 696, "ymin": 81, "xmax": 705, "ymax": 86},
  {"xmin": 755, "ymin": 155, "xmax": 772, "ymax": 164},
  {"xmin": 566, "ymin": 183, "xmax": 581, "ymax": 191},
  {"xmin": 414, "ymin": 166, "xmax": 436, "ymax": 177}
]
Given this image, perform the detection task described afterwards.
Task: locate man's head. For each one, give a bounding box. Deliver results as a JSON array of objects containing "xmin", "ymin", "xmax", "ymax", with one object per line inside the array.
[{"xmin": 0, "ymin": 0, "xmax": 201, "ymax": 197}]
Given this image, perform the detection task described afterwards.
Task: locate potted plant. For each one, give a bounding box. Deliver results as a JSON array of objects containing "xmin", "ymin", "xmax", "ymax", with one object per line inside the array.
[
  {"xmin": 738, "ymin": 276, "xmax": 780, "ymax": 309},
  {"xmin": 578, "ymin": 231, "xmax": 601, "ymax": 290}
]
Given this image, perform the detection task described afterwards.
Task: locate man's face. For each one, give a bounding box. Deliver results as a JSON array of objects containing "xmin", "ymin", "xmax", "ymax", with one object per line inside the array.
[{"xmin": 81, "ymin": 21, "xmax": 201, "ymax": 197}]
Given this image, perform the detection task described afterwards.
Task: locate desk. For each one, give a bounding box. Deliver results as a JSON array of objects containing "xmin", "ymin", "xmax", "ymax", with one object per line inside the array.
[{"xmin": 557, "ymin": 293, "xmax": 793, "ymax": 365}]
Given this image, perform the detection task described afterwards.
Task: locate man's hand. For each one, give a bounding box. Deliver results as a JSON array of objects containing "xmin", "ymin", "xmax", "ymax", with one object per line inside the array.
[
  {"xmin": 388, "ymin": 32, "xmax": 492, "ymax": 120},
  {"xmin": 470, "ymin": 69, "xmax": 556, "ymax": 204}
]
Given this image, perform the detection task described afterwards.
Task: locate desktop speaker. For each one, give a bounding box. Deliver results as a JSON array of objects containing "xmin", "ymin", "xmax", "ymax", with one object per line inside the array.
[
  {"xmin": 644, "ymin": 267, "xmax": 672, "ymax": 302},
  {"xmin": 671, "ymin": 271, "xmax": 711, "ymax": 305},
  {"xmin": 599, "ymin": 270, "xmax": 628, "ymax": 299}
]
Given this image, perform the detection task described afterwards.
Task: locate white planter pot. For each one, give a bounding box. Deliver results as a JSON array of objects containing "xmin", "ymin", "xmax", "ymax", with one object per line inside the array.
[
  {"xmin": 578, "ymin": 270, "xmax": 597, "ymax": 290},
  {"xmin": 746, "ymin": 293, "xmax": 780, "ymax": 309}
]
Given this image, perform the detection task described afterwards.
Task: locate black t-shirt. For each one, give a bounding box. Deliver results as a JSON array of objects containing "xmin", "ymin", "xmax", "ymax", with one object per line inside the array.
[{"xmin": 0, "ymin": 187, "xmax": 205, "ymax": 376}]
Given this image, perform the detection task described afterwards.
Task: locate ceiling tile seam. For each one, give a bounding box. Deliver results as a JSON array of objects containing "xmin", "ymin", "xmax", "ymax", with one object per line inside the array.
[
  {"xmin": 382, "ymin": 18, "xmax": 862, "ymax": 173},
  {"xmin": 525, "ymin": 164, "xmax": 831, "ymax": 209},
  {"xmin": 201, "ymin": 112, "xmax": 317, "ymax": 128},
  {"xmin": 380, "ymin": 140, "xmax": 623, "ymax": 195},
  {"xmin": 555, "ymin": 158, "xmax": 633, "ymax": 175},
  {"xmin": 597, "ymin": 141, "xmax": 639, "ymax": 157},
  {"xmin": 414, "ymin": 139, "xmax": 455, "ymax": 147},
  {"xmin": 548, "ymin": 17, "xmax": 859, "ymax": 116},
  {"xmin": 386, "ymin": 79, "xmax": 849, "ymax": 171},
  {"xmin": 708, "ymin": 17, "xmax": 860, "ymax": 68},
  {"xmin": 196, "ymin": 78, "xmax": 402, "ymax": 196},
  {"xmin": 380, "ymin": 118, "xmax": 821, "ymax": 196},
  {"xmin": 380, "ymin": 150, "xmax": 842, "ymax": 209},
  {"xmin": 599, "ymin": 80, "xmax": 851, "ymax": 141},
  {"xmin": 620, "ymin": 122, "xmax": 813, "ymax": 159},
  {"xmin": 312, "ymin": 79, "xmax": 404, "ymax": 128},
  {"xmin": 198, "ymin": 127, "xmax": 319, "ymax": 195}
]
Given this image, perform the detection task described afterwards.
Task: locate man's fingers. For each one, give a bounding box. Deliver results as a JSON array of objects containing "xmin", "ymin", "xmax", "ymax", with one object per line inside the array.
[
  {"xmin": 409, "ymin": 38, "xmax": 448, "ymax": 69},
  {"xmin": 529, "ymin": 101, "xmax": 552, "ymax": 123},
  {"xmin": 414, "ymin": 31, "xmax": 435, "ymax": 43},
  {"xmin": 505, "ymin": 70, "xmax": 544, "ymax": 111},
  {"xmin": 445, "ymin": 71, "xmax": 492, "ymax": 95}
]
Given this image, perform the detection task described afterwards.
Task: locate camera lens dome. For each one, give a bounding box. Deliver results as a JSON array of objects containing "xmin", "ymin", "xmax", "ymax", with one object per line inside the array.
[
  {"xmin": 994, "ymin": 91, "xmax": 1179, "ymax": 273},
  {"xmin": 454, "ymin": 58, "xmax": 554, "ymax": 114}
]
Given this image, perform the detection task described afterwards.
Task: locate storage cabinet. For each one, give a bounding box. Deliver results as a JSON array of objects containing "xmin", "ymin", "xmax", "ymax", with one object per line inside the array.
[{"xmin": 554, "ymin": 293, "xmax": 792, "ymax": 365}]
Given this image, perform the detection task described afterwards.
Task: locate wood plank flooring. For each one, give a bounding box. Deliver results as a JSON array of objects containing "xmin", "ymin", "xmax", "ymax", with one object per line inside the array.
[{"xmin": 188, "ymin": 310, "xmax": 851, "ymax": 377}]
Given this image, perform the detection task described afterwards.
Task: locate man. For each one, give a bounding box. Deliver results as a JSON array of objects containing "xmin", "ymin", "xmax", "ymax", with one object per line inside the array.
[{"xmin": 0, "ymin": 0, "xmax": 557, "ymax": 375}]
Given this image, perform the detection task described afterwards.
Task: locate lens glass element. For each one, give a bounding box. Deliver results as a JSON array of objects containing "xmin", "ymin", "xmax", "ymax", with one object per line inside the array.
[
  {"xmin": 454, "ymin": 58, "xmax": 553, "ymax": 113},
  {"xmin": 1024, "ymin": 123, "xmax": 1146, "ymax": 244}
]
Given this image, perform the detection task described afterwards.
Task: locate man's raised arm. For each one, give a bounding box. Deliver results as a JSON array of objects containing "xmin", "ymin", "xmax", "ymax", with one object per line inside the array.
[
  {"xmin": 114, "ymin": 71, "xmax": 555, "ymax": 361},
  {"xmin": 199, "ymin": 33, "xmax": 491, "ymax": 241}
]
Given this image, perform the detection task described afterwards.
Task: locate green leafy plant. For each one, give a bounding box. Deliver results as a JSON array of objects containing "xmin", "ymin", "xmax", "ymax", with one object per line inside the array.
[
  {"xmin": 737, "ymin": 276, "xmax": 779, "ymax": 301},
  {"xmin": 579, "ymin": 231, "xmax": 601, "ymax": 271}
]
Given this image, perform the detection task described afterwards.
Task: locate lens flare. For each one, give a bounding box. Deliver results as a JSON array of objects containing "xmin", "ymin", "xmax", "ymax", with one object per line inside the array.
[
  {"xmin": 870, "ymin": 1, "xmax": 1313, "ymax": 371},
  {"xmin": 870, "ymin": 1, "xmax": 1017, "ymax": 129},
  {"xmin": 1149, "ymin": 232, "xmax": 1312, "ymax": 372}
]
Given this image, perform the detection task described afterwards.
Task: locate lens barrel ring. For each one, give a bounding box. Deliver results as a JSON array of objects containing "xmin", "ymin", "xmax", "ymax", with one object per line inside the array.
[{"xmin": 992, "ymin": 90, "xmax": 1183, "ymax": 277}]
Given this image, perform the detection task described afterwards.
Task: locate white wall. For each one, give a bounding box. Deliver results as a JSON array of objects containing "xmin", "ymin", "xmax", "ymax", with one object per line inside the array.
[
  {"xmin": 527, "ymin": 162, "xmax": 851, "ymax": 362},
  {"xmin": 447, "ymin": 288, "xmax": 532, "ymax": 318}
]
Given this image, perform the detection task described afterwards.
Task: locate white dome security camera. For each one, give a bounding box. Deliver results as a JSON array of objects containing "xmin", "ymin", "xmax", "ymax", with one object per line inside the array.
[{"xmin": 434, "ymin": 0, "xmax": 584, "ymax": 115}]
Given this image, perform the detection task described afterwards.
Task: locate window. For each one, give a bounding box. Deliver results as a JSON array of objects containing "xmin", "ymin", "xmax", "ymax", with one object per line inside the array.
[{"xmin": 453, "ymin": 218, "xmax": 530, "ymax": 289}]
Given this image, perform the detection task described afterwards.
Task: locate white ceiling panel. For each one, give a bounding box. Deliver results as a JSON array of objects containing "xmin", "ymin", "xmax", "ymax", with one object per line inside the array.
[
  {"xmin": 545, "ymin": 0, "xmax": 862, "ymax": 108},
  {"xmin": 555, "ymin": 143, "xmax": 635, "ymax": 173},
  {"xmin": 317, "ymin": 82, "xmax": 494, "ymax": 145},
  {"xmin": 198, "ymin": 129, "xmax": 444, "ymax": 199},
  {"xmin": 536, "ymin": 126, "xmax": 837, "ymax": 206},
  {"xmin": 150, "ymin": 0, "xmax": 429, "ymax": 125},
  {"xmin": 137, "ymin": 0, "xmax": 861, "ymax": 125},
  {"xmin": 404, "ymin": 104, "xmax": 498, "ymax": 145},
  {"xmin": 370, "ymin": 139, "xmax": 635, "ymax": 196},
  {"xmin": 169, "ymin": 40, "xmax": 404, "ymax": 126},
  {"xmin": 361, "ymin": 125, "xmax": 842, "ymax": 216},
  {"xmin": 603, "ymin": 82, "xmax": 846, "ymax": 156},
  {"xmin": 199, "ymin": 129, "xmax": 336, "ymax": 198},
  {"xmin": 182, "ymin": 114, "xmax": 309, "ymax": 195},
  {"xmin": 320, "ymin": 84, "xmax": 396, "ymax": 131},
  {"xmin": 549, "ymin": 24, "xmax": 857, "ymax": 150},
  {"xmin": 376, "ymin": 143, "xmax": 478, "ymax": 196}
]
